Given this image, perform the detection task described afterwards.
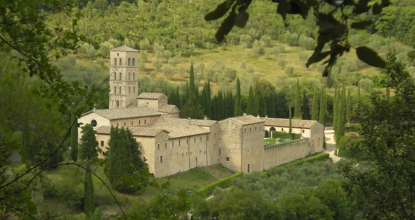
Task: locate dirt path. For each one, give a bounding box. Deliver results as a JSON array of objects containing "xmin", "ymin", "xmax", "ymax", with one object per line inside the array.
[{"xmin": 324, "ymin": 130, "xmax": 342, "ymax": 163}]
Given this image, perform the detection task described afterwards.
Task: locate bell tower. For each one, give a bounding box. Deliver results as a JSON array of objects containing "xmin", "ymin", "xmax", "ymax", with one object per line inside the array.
[{"xmin": 109, "ymin": 45, "xmax": 139, "ymax": 109}]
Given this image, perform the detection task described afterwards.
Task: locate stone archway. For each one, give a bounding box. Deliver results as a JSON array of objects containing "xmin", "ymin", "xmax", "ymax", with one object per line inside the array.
[{"xmin": 269, "ymin": 127, "xmax": 276, "ymax": 138}]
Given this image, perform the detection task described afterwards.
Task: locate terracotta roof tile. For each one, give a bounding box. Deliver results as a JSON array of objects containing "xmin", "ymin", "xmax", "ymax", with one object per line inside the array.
[
  {"xmin": 159, "ymin": 105, "xmax": 180, "ymax": 113},
  {"xmin": 262, "ymin": 118, "xmax": 320, "ymax": 128},
  {"xmin": 137, "ymin": 92, "xmax": 166, "ymax": 99},
  {"xmin": 95, "ymin": 126, "xmax": 167, "ymax": 137},
  {"xmin": 226, "ymin": 115, "xmax": 265, "ymax": 125},
  {"xmin": 82, "ymin": 107, "xmax": 161, "ymax": 119},
  {"xmin": 149, "ymin": 118, "xmax": 210, "ymax": 138},
  {"xmin": 110, "ymin": 45, "xmax": 138, "ymax": 52}
]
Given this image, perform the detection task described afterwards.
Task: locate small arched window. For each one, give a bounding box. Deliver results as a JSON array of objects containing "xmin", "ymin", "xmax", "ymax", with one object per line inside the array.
[
  {"xmin": 128, "ymin": 58, "xmax": 131, "ymax": 66},
  {"xmin": 132, "ymin": 58, "xmax": 135, "ymax": 66},
  {"xmin": 114, "ymin": 58, "xmax": 117, "ymax": 65},
  {"xmin": 114, "ymin": 86, "xmax": 116, "ymax": 94},
  {"xmin": 119, "ymin": 87, "xmax": 121, "ymax": 94},
  {"xmin": 114, "ymin": 72, "xmax": 117, "ymax": 80},
  {"xmin": 119, "ymin": 58, "xmax": 122, "ymax": 66},
  {"xmin": 144, "ymin": 119, "xmax": 147, "ymax": 124},
  {"xmin": 119, "ymin": 72, "xmax": 122, "ymax": 80}
]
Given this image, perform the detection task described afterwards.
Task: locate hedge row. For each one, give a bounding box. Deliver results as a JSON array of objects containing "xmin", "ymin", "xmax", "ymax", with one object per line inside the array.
[
  {"xmin": 196, "ymin": 172, "xmax": 243, "ymax": 197},
  {"xmin": 260, "ymin": 153, "xmax": 331, "ymax": 177},
  {"xmin": 271, "ymin": 131, "xmax": 301, "ymax": 140}
]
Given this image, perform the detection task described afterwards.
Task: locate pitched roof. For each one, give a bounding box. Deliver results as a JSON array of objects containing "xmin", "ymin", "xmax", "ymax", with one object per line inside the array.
[
  {"xmin": 149, "ymin": 118, "xmax": 210, "ymax": 139},
  {"xmin": 262, "ymin": 118, "xmax": 320, "ymax": 128},
  {"xmin": 82, "ymin": 107, "xmax": 161, "ymax": 120},
  {"xmin": 95, "ymin": 126, "xmax": 167, "ymax": 137},
  {"xmin": 188, "ymin": 119, "xmax": 217, "ymax": 127},
  {"xmin": 137, "ymin": 92, "xmax": 166, "ymax": 100},
  {"xmin": 226, "ymin": 115, "xmax": 265, "ymax": 125},
  {"xmin": 159, "ymin": 105, "xmax": 180, "ymax": 113},
  {"xmin": 110, "ymin": 45, "xmax": 138, "ymax": 52}
]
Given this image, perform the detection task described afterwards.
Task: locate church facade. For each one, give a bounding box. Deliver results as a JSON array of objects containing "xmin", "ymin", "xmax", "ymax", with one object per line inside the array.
[{"xmin": 77, "ymin": 46, "xmax": 324, "ymax": 178}]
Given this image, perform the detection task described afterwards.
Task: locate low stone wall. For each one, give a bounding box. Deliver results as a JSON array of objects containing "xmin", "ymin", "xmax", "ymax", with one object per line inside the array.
[{"xmin": 263, "ymin": 138, "xmax": 310, "ymax": 170}]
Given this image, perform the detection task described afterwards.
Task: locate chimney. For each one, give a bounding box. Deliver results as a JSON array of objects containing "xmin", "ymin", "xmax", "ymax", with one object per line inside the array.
[
  {"xmin": 257, "ymin": 114, "xmax": 259, "ymax": 118},
  {"xmin": 265, "ymin": 115, "xmax": 268, "ymax": 118},
  {"xmin": 204, "ymin": 115, "xmax": 207, "ymax": 120},
  {"xmin": 243, "ymin": 113, "xmax": 247, "ymax": 116},
  {"xmin": 188, "ymin": 117, "xmax": 191, "ymax": 124}
]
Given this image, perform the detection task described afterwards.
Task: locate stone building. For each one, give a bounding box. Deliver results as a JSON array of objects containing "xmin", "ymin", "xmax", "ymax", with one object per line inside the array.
[{"xmin": 77, "ymin": 45, "xmax": 325, "ymax": 178}]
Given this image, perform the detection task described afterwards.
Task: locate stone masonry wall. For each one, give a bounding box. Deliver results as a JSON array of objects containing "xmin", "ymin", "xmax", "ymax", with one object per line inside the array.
[{"xmin": 263, "ymin": 138, "xmax": 310, "ymax": 170}]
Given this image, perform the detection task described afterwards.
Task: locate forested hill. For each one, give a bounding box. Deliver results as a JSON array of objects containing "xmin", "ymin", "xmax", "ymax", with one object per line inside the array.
[
  {"xmin": 51, "ymin": 0, "xmax": 317, "ymax": 53},
  {"xmin": 50, "ymin": 0, "xmax": 415, "ymax": 53}
]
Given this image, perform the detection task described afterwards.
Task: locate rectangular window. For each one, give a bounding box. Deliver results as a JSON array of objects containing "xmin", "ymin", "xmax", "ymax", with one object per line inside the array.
[
  {"xmin": 187, "ymin": 139, "xmax": 188, "ymax": 144},
  {"xmin": 165, "ymin": 143, "xmax": 167, "ymax": 149},
  {"xmin": 200, "ymin": 137, "xmax": 202, "ymax": 142},
  {"xmin": 219, "ymin": 148, "xmax": 221, "ymax": 155},
  {"xmin": 194, "ymin": 138, "xmax": 196, "ymax": 143},
  {"xmin": 303, "ymin": 130, "xmax": 305, "ymax": 133},
  {"xmin": 172, "ymin": 141, "xmax": 174, "ymax": 147},
  {"xmin": 214, "ymin": 133, "xmax": 216, "ymax": 138},
  {"xmin": 226, "ymin": 157, "xmax": 230, "ymax": 161},
  {"xmin": 207, "ymin": 135, "xmax": 209, "ymax": 141},
  {"xmin": 160, "ymin": 156, "xmax": 163, "ymax": 163},
  {"xmin": 158, "ymin": 144, "xmax": 160, "ymax": 150},
  {"xmin": 179, "ymin": 140, "xmax": 181, "ymax": 146},
  {"xmin": 101, "ymin": 141, "xmax": 104, "ymax": 147}
]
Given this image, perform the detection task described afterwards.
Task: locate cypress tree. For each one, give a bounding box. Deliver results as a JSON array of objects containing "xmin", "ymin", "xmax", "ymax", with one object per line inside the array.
[
  {"xmin": 247, "ymin": 85, "xmax": 255, "ymax": 115},
  {"xmin": 234, "ymin": 77, "xmax": 243, "ymax": 116},
  {"xmin": 342, "ymin": 83, "xmax": 347, "ymax": 122},
  {"xmin": 302, "ymin": 90, "xmax": 309, "ymax": 119},
  {"xmin": 79, "ymin": 124, "xmax": 98, "ymax": 160},
  {"xmin": 254, "ymin": 81, "xmax": 260, "ymax": 116},
  {"xmin": 108, "ymin": 126, "xmax": 118, "ymax": 186},
  {"xmin": 346, "ymin": 88, "xmax": 352, "ymax": 126},
  {"xmin": 218, "ymin": 91, "xmax": 224, "ymax": 120},
  {"xmin": 357, "ymin": 81, "xmax": 361, "ymax": 102},
  {"xmin": 71, "ymin": 107, "xmax": 78, "ymax": 162},
  {"xmin": 294, "ymin": 79, "xmax": 302, "ymax": 119},
  {"xmin": 21, "ymin": 129, "xmax": 31, "ymax": 163},
  {"xmin": 227, "ymin": 91, "xmax": 234, "ymax": 118},
  {"xmin": 319, "ymin": 87, "xmax": 326, "ymax": 125},
  {"xmin": 126, "ymin": 129, "xmax": 148, "ymax": 174},
  {"xmin": 311, "ymin": 88, "xmax": 320, "ymax": 121},
  {"xmin": 259, "ymin": 92, "xmax": 267, "ymax": 117},
  {"xmin": 205, "ymin": 81, "xmax": 212, "ymax": 118},
  {"xmin": 181, "ymin": 64, "xmax": 204, "ymax": 119},
  {"xmin": 289, "ymin": 105, "xmax": 293, "ymax": 140},
  {"xmin": 336, "ymin": 97, "xmax": 345, "ymax": 143},
  {"xmin": 333, "ymin": 87, "xmax": 338, "ymax": 132},
  {"xmin": 84, "ymin": 162, "xmax": 95, "ymax": 217},
  {"xmin": 386, "ymin": 86, "xmax": 390, "ymax": 99}
]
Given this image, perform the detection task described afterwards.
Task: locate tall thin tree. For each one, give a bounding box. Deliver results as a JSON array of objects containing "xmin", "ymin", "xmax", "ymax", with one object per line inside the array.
[
  {"xmin": 294, "ymin": 79, "xmax": 302, "ymax": 119},
  {"xmin": 311, "ymin": 88, "xmax": 320, "ymax": 121}
]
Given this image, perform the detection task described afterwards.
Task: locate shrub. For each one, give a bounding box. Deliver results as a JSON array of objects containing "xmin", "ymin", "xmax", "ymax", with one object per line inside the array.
[
  {"xmin": 285, "ymin": 66, "xmax": 294, "ymax": 76},
  {"xmin": 260, "ymin": 35, "xmax": 272, "ymax": 47},
  {"xmin": 196, "ymin": 172, "xmax": 243, "ymax": 197},
  {"xmin": 337, "ymin": 136, "xmax": 363, "ymax": 160},
  {"xmin": 271, "ymin": 131, "xmax": 301, "ymax": 140},
  {"xmin": 240, "ymin": 34, "xmax": 252, "ymax": 48},
  {"xmin": 253, "ymin": 40, "xmax": 265, "ymax": 55},
  {"xmin": 261, "ymin": 153, "xmax": 331, "ymax": 177}
]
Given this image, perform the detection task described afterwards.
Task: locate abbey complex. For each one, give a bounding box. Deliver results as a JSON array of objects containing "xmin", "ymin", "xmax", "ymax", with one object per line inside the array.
[{"xmin": 78, "ymin": 46, "xmax": 324, "ymax": 178}]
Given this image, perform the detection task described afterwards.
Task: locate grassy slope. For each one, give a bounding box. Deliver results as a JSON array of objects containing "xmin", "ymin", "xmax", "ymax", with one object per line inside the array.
[{"xmin": 75, "ymin": 40, "xmax": 385, "ymax": 94}]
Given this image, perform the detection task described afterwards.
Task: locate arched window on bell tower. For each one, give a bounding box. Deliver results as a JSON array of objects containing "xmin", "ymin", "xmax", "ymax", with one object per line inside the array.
[
  {"xmin": 119, "ymin": 58, "xmax": 122, "ymax": 66},
  {"xmin": 128, "ymin": 58, "xmax": 131, "ymax": 66},
  {"xmin": 114, "ymin": 72, "xmax": 117, "ymax": 80},
  {"xmin": 119, "ymin": 72, "xmax": 122, "ymax": 80},
  {"xmin": 132, "ymin": 58, "xmax": 135, "ymax": 66},
  {"xmin": 119, "ymin": 87, "xmax": 121, "ymax": 94},
  {"xmin": 114, "ymin": 58, "xmax": 117, "ymax": 65}
]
